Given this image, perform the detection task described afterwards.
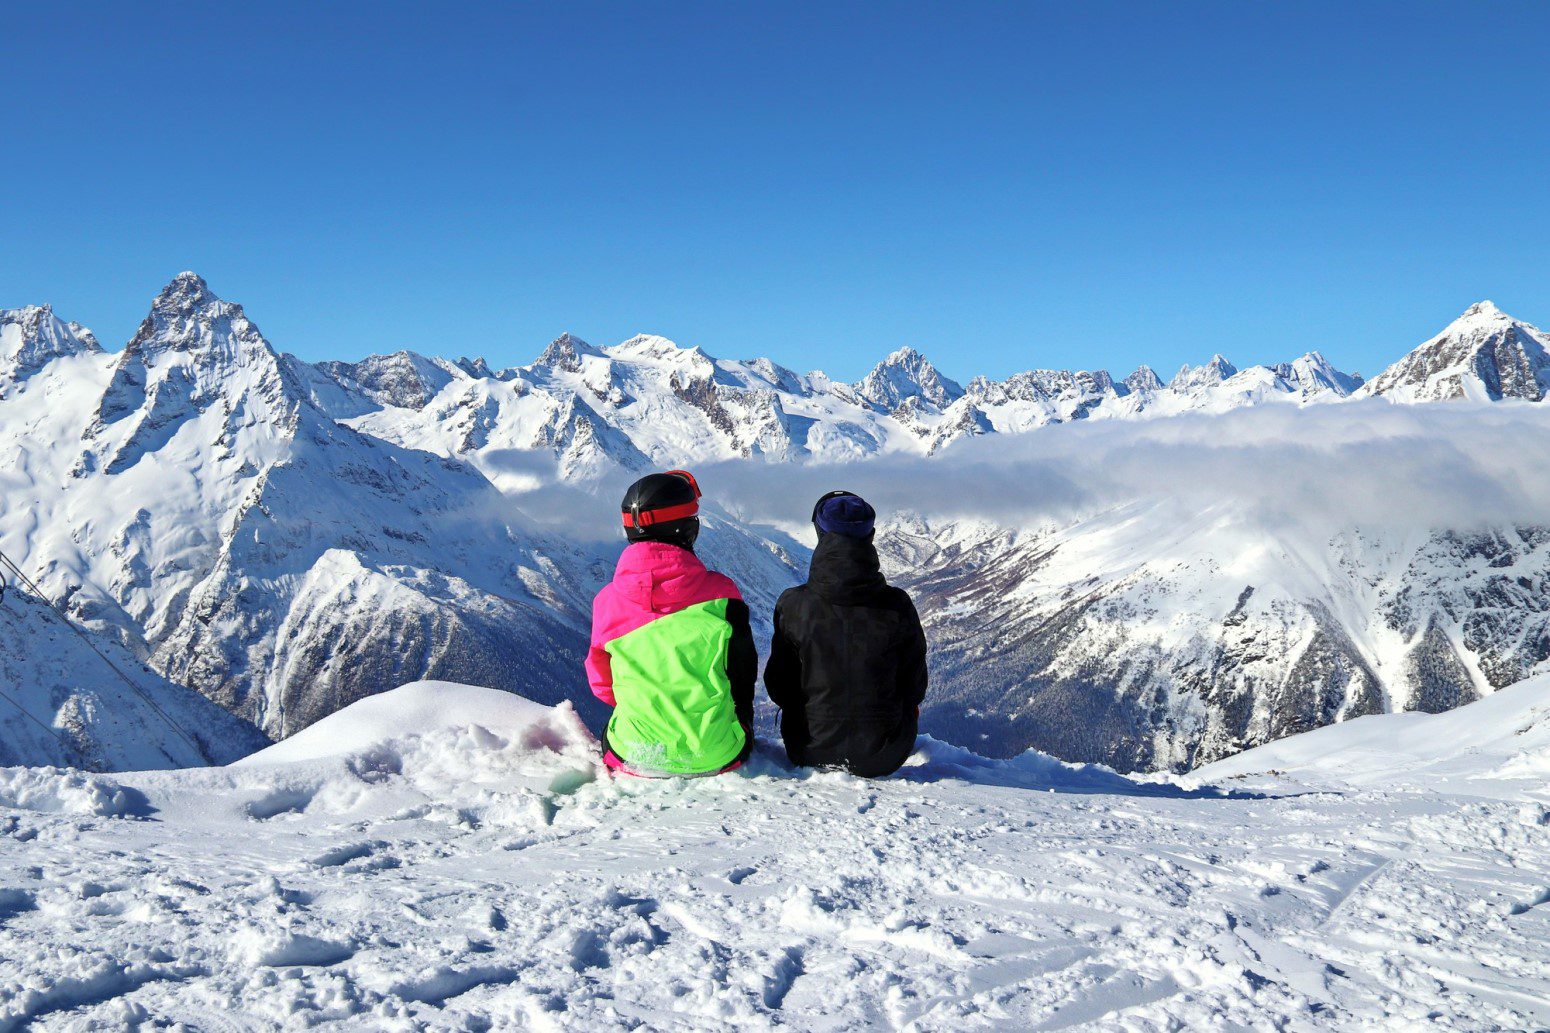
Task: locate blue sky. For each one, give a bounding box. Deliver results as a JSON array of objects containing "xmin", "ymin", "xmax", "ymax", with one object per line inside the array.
[{"xmin": 4, "ymin": 2, "xmax": 1548, "ymax": 382}]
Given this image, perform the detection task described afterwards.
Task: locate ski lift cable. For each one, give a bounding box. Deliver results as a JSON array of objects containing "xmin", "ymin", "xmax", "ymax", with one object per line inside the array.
[
  {"xmin": 0, "ymin": 547, "xmax": 206, "ymax": 762},
  {"xmin": 0, "ymin": 546, "xmax": 208, "ymax": 764},
  {"xmin": 0, "ymin": 570, "xmax": 72, "ymax": 755},
  {"xmin": 0, "ymin": 683, "xmax": 82, "ymax": 761}
]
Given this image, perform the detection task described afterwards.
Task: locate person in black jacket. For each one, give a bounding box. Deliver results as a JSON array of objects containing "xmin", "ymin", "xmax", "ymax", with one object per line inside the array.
[{"xmin": 764, "ymin": 491, "xmax": 928, "ymax": 777}]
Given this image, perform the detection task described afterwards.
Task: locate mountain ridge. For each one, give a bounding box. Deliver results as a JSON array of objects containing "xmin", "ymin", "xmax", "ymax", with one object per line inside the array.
[{"xmin": 2, "ymin": 274, "xmax": 1547, "ymax": 773}]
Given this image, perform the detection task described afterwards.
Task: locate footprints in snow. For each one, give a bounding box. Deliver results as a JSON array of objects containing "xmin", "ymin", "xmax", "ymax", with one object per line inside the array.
[
  {"xmin": 761, "ymin": 946, "xmax": 806, "ymax": 1010},
  {"xmin": 1509, "ymin": 886, "xmax": 1550, "ymax": 917},
  {"xmin": 305, "ymin": 839, "xmax": 401, "ymax": 875},
  {"xmin": 0, "ymin": 814, "xmax": 37, "ymax": 843},
  {"xmin": 0, "ymin": 887, "xmax": 36, "ymax": 924},
  {"xmin": 244, "ymin": 785, "xmax": 317, "ymax": 821}
]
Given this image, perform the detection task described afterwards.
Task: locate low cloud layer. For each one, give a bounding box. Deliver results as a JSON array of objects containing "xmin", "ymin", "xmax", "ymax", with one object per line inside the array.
[{"xmin": 492, "ymin": 401, "xmax": 1550, "ymax": 542}]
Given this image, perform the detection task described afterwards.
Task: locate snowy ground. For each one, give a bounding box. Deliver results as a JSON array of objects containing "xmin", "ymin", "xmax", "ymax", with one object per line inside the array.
[{"xmin": 1, "ymin": 681, "xmax": 1547, "ymax": 1031}]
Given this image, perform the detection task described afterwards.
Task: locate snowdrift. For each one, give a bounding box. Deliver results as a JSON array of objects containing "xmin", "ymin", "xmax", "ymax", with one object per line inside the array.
[
  {"xmin": 1195, "ymin": 671, "xmax": 1550, "ymax": 799},
  {"xmin": 237, "ymin": 681, "xmax": 593, "ymax": 767}
]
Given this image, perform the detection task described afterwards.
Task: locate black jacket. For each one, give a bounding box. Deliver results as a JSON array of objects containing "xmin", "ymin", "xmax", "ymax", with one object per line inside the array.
[
  {"xmin": 764, "ymin": 532, "xmax": 928, "ymax": 777},
  {"xmin": 725, "ymin": 597, "xmax": 758, "ymax": 735}
]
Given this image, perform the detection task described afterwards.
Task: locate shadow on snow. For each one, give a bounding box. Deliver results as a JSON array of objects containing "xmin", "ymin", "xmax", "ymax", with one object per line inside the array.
[{"xmin": 741, "ymin": 736, "xmax": 1271, "ymax": 800}]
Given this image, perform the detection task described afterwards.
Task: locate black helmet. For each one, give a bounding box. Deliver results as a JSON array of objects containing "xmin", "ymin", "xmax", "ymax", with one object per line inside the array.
[{"xmin": 621, "ymin": 469, "xmax": 702, "ymax": 549}]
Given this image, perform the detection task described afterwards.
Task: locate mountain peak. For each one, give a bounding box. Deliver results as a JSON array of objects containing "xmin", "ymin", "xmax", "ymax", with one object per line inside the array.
[
  {"xmin": 1, "ymin": 305, "xmax": 103, "ymax": 378},
  {"xmin": 66, "ymin": 321, "xmax": 101, "ymax": 352},
  {"xmin": 1460, "ymin": 300, "xmax": 1505, "ymax": 321},
  {"xmin": 91, "ymin": 273, "xmax": 302, "ymax": 460},
  {"xmin": 1123, "ymin": 365, "xmax": 1164, "ymax": 393},
  {"xmin": 1289, "ymin": 351, "xmax": 1342, "ymax": 378},
  {"xmin": 318, "ymin": 350, "xmax": 454, "ymax": 408},
  {"xmin": 121, "ymin": 272, "xmax": 272, "ymax": 370},
  {"xmin": 151, "ymin": 271, "xmax": 221, "ymax": 314},
  {"xmin": 611, "ymin": 333, "xmax": 706, "ymax": 357},
  {"xmin": 534, "ymin": 333, "xmax": 602, "ymax": 373},
  {"xmin": 1285, "ymin": 351, "xmax": 1362, "ymax": 396},
  {"xmin": 855, "ymin": 347, "xmax": 964, "ymax": 410},
  {"xmin": 1170, "ymin": 354, "xmax": 1239, "ymax": 393},
  {"xmin": 1361, "ymin": 300, "xmax": 1550, "ymax": 403},
  {"xmin": 456, "ymin": 356, "xmax": 494, "ymax": 379}
]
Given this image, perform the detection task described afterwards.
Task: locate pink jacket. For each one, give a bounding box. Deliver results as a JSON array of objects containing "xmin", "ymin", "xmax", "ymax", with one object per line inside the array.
[{"xmin": 585, "ymin": 541, "xmax": 744, "ymax": 707}]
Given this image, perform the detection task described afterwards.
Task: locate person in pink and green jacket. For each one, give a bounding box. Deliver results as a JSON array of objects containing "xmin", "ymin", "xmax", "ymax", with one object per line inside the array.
[{"xmin": 585, "ymin": 469, "xmax": 756, "ymax": 777}]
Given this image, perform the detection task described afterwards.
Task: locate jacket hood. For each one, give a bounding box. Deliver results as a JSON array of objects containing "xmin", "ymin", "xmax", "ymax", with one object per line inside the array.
[
  {"xmin": 807, "ymin": 532, "xmax": 888, "ymax": 601},
  {"xmin": 613, "ymin": 541, "xmax": 712, "ymax": 614}
]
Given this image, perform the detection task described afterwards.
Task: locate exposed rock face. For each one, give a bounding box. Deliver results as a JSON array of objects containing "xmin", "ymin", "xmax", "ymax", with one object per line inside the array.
[
  {"xmin": 314, "ymin": 350, "xmax": 457, "ymax": 409},
  {"xmin": 1360, "ymin": 301, "xmax": 1550, "ymax": 403},
  {"xmin": 1380, "ymin": 528, "xmax": 1550, "ymax": 694},
  {"xmin": 1124, "ymin": 365, "xmax": 1164, "ymax": 392},
  {"xmin": 854, "ymin": 347, "xmax": 966, "ymax": 411},
  {"xmin": 0, "ymin": 304, "xmax": 100, "ymax": 385},
  {"xmin": 1170, "ymin": 354, "xmax": 1240, "ymax": 395}
]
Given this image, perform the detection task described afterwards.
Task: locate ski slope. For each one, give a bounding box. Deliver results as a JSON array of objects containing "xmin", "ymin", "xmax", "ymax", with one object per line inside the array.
[
  {"xmin": 1195, "ymin": 668, "xmax": 1550, "ymax": 799},
  {"xmin": 1, "ymin": 679, "xmax": 1547, "ymax": 1030}
]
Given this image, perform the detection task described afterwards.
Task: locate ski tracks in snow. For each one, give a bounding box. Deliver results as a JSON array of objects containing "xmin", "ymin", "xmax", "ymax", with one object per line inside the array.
[{"xmin": 1, "ymin": 732, "xmax": 1548, "ymax": 1029}]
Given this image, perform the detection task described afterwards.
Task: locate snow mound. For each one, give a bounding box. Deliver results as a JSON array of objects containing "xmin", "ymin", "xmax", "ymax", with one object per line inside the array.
[
  {"xmin": 229, "ymin": 926, "xmax": 356, "ymax": 969},
  {"xmin": 0, "ymin": 768, "xmax": 140, "ymax": 817},
  {"xmin": 205, "ymin": 682, "xmax": 603, "ymax": 832},
  {"xmin": 237, "ymin": 681, "xmax": 594, "ymax": 767},
  {"xmin": 1195, "ymin": 672, "xmax": 1550, "ymax": 799}
]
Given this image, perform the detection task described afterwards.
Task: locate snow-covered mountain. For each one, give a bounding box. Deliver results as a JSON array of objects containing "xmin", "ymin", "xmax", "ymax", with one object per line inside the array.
[
  {"xmin": 1360, "ymin": 300, "xmax": 1550, "ymax": 402},
  {"xmin": 1, "ymin": 275, "xmax": 612, "ymax": 746},
  {"xmin": 295, "ymin": 317, "xmax": 1373, "ymax": 474},
  {"xmin": 0, "ymin": 679, "xmax": 1544, "ymax": 1027},
  {"xmin": 1196, "ymin": 665, "xmax": 1550, "ymax": 796},
  {"xmin": 308, "ymin": 331, "xmax": 915, "ymax": 480},
  {"xmin": 882, "ymin": 510, "xmax": 1550, "ymax": 770},
  {"xmin": 0, "ymin": 581, "xmax": 267, "ymax": 768},
  {"xmin": 854, "ymin": 346, "xmax": 966, "ymax": 413},
  {"xmin": 0, "ymin": 304, "xmax": 100, "ymax": 387},
  {"xmin": 2, "ymin": 275, "xmax": 1547, "ymax": 774}
]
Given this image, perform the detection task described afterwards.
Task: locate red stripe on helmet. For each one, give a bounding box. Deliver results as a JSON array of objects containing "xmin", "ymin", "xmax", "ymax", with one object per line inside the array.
[
  {"xmin": 622, "ymin": 499, "xmax": 700, "ymax": 528},
  {"xmin": 665, "ymin": 469, "xmax": 702, "ymax": 498}
]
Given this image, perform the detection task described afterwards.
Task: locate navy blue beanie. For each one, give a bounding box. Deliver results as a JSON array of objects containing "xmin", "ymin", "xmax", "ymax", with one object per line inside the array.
[{"xmin": 814, "ymin": 492, "xmax": 876, "ymax": 538}]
